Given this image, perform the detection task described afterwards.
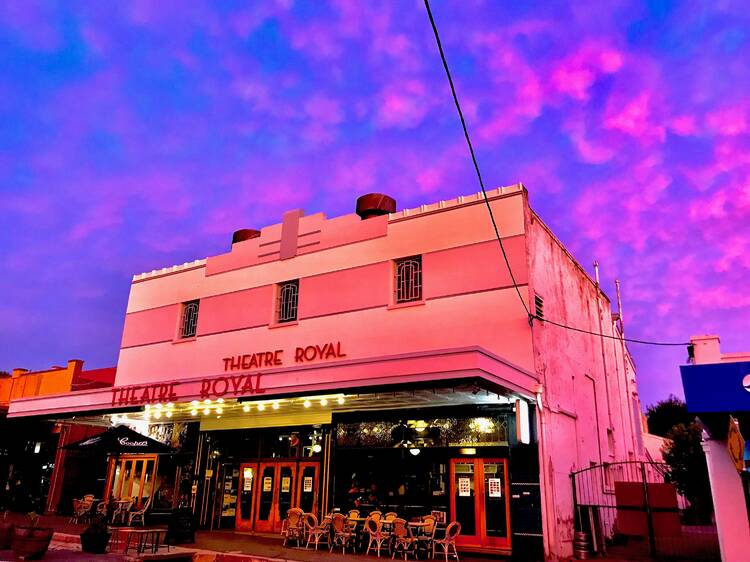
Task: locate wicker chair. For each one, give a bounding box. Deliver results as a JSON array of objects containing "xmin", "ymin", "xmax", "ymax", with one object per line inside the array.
[
  {"xmin": 369, "ymin": 510, "xmax": 382, "ymax": 523},
  {"xmin": 111, "ymin": 499, "xmax": 133, "ymax": 525},
  {"xmin": 127, "ymin": 496, "xmax": 151, "ymax": 526},
  {"xmin": 282, "ymin": 508, "xmax": 305, "ymax": 547},
  {"xmin": 304, "ymin": 513, "xmax": 330, "ymax": 550},
  {"xmin": 348, "ymin": 509, "xmax": 360, "ymax": 519},
  {"xmin": 384, "ymin": 512, "xmax": 399, "ymax": 522},
  {"xmin": 391, "ymin": 518, "xmax": 418, "ymax": 560},
  {"xmin": 417, "ymin": 515, "xmax": 437, "ymax": 556},
  {"xmin": 70, "ymin": 495, "xmax": 95, "ymax": 524},
  {"xmin": 364, "ymin": 516, "xmax": 390, "ymax": 557},
  {"xmin": 330, "ymin": 513, "xmax": 355, "ymax": 554},
  {"xmin": 432, "ymin": 521, "xmax": 461, "ymax": 561}
]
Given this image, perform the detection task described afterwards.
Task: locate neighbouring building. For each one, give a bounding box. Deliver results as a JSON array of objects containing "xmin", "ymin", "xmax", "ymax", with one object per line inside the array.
[
  {"xmin": 681, "ymin": 335, "xmax": 750, "ymax": 562},
  {"xmin": 0, "ymin": 360, "xmax": 115, "ymax": 513},
  {"xmin": 7, "ymin": 185, "xmax": 647, "ymax": 560}
]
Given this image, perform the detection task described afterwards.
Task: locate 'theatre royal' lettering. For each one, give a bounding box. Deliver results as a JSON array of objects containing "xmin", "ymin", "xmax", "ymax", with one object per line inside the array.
[{"xmin": 222, "ymin": 341, "xmax": 346, "ymax": 372}]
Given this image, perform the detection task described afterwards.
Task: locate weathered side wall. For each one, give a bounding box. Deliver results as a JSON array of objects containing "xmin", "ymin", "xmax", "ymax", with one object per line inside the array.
[{"xmin": 526, "ymin": 206, "xmax": 644, "ymax": 560}]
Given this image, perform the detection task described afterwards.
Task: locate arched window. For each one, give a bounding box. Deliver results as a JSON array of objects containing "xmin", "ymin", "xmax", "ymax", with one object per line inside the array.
[
  {"xmin": 277, "ymin": 280, "xmax": 299, "ymax": 323},
  {"xmin": 180, "ymin": 300, "xmax": 200, "ymax": 338},
  {"xmin": 395, "ymin": 256, "xmax": 422, "ymax": 303}
]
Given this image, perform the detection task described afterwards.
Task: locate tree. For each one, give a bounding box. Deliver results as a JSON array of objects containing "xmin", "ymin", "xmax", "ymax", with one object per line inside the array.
[
  {"xmin": 646, "ymin": 394, "xmax": 691, "ymax": 437},
  {"xmin": 662, "ymin": 422, "xmax": 713, "ymax": 522}
]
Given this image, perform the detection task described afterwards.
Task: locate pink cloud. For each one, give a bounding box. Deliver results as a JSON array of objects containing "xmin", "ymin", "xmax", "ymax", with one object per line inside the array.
[
  {"xmin": 706, "ymin": 104, "xmax": 749, "ymax": 136},
  {"xmin": 604, "ymin": 93, "xmax": 666, "ymax": 143},
  {"xmin": 549, "ymin": 42, "xmax": 624, "ymax": 101},
  {"xmin": 375, "ymin": 79, "xmax": 431, "ymax": 129}
]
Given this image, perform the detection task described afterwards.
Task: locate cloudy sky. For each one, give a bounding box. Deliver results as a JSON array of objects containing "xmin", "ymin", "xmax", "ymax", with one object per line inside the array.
[{"xmin": 1, "ymin": 0, "xmax": 748, "ymax": 406}]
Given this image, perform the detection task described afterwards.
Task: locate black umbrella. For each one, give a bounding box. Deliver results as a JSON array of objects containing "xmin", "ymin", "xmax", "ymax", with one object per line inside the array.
[{"xmin": 63, "ymin": 424, "xmax": 174, "ymax": 455}]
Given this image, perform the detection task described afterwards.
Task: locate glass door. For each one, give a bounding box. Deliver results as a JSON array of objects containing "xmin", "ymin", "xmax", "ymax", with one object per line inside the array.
[
  {"xmin": 449, "ymin": 458, "xmax": 511, "ymax": 551},
  {"xmin": 235, "ymin": 463, "xmax": 257, "ymax": 531},
  {"xmin": 106, "ymin": 455, "xmax": 158, "ymax": 508},
  {"xmin": 296, "ymin": 462, "xmax": 319, "ymax": 514},
  {"xmin": 254, "ymin": 461, "xmax": 297, "ymax": 533}
]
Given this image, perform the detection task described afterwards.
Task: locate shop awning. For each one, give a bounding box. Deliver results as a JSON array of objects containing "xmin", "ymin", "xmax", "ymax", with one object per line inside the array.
[{"xmin": 63, "ymin": 424, "xmax": 174, "ymax": 454}]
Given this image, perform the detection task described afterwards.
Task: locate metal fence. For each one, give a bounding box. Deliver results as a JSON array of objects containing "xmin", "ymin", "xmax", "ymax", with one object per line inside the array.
[{"xmin": 571, "ymin": 461, "xmax": 719, "ymax": 560}]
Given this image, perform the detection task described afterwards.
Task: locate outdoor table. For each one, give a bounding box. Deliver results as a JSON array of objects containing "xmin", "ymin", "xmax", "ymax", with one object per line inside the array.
[{"xmin": 122, "ymin": 528, "xmax": 168, "ymax": 554}]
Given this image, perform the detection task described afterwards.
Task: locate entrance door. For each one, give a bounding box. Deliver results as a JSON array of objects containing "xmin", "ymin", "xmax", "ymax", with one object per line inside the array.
[
  {"xmin": 254, "ymin": 462, "xmax": 297, "ymax": 533},
  {"xmin": 296, "ymin": 462, "xmax": 319, "ymax": 515},
  {"xmin": 235, "ymin": 463, "xmax": 258, "ymax": 531},
  {"xmin": 449, "ymin": 458, "xmax": 511, "ymax": 551}
]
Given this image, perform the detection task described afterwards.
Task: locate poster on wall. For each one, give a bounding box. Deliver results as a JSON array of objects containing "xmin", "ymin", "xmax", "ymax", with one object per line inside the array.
[
  {"xmin": 263, "ymin": 477, "xmax": 272, "ymax": 492},
  {"xmin": 281, "ymin": 476, "xmax": 291, "ymax": 493},
  {"xmin": 458, "ymin": 477, "xmax": 471, "ymax": 497},
  {"xmin": 488, "ymin": 478, "xmax": 502, "ymax": 497},
  {"xmin": 303, "ymin": 476, "xmax": 313, "ymax": 493}
]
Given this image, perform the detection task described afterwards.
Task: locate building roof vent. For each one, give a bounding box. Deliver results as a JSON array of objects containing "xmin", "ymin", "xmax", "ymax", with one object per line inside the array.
[
  {"xmin": 232, "ymin": 229, "xmax": 261, "ymax": 245},
  {"xmin": 356, "ymin": 193, "xmax": 397, "ymax": 220}
]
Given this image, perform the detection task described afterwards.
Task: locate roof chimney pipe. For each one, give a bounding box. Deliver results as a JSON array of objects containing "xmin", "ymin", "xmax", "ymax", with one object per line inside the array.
[
  {"xmin": 232, "ymin": 229, "xmax": 261, "ymax": 246},
  {"xmin": 356, "ymin": 193, "xmax": 397, "ymax": 220}
]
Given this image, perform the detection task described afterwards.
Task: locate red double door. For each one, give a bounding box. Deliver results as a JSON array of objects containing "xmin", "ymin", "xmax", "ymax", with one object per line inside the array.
[
  {"xmin": 449, "ymin": 458, "xmax": 511, "ymax": 552},
  {"xmin": 236, "ymin": 461, "xmax": 319, "ymax": 533}
]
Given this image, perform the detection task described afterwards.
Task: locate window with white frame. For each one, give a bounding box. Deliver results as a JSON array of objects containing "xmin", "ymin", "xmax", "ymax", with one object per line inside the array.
[
  {"xmin": 277, "ymin": 280, "xmax": 299, "ymax": 323},
  {"xmin": 180, "ymin": 300, "xmax": 200, "ymax": 338},
  {"xmin": 394, "ymin": 255, "xmax": 422, "ymax": 303}
]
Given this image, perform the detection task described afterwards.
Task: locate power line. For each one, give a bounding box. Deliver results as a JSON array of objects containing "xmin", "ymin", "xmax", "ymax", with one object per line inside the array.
[
  {"xmin": 423, "ymin": 0, "xmax": 530, "ymax": 319},
  {"xmin": 422, "ymin": 0, "xmax": 689, "ymax": 349}
]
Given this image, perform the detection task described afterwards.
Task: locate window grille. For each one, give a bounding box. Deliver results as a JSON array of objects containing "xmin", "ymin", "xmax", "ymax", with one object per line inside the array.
[
  {"xmin": 395, "ymin": 255, "xmax": 422, "ymax": 303},
  {"xmin": 277, "ymin": 280, "xmax": 299, "ymax": 323},
  {"xmin": 180, "ymin": 300, "xmax": 200, "ymax": 338},
  {"xmin": 534, "ymin": 294, "xmax": 544, "ymax": 321}
]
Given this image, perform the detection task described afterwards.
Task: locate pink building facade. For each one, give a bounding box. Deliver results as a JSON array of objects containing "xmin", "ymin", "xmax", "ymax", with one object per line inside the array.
[{"xmin": 9, "ymin": 185, "xmax": 646, "ymax": 560}]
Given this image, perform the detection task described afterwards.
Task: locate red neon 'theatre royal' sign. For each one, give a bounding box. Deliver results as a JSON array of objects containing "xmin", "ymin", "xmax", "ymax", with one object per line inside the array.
[{"xmin": 110, "ymin": 341, "xmax": 345, "ymax": 407}]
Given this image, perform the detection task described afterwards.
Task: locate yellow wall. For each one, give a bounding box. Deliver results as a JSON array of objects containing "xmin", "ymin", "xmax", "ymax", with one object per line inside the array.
[{"xmin": 0, "ymin": 360, "xmax": 81, "ymax": 408}]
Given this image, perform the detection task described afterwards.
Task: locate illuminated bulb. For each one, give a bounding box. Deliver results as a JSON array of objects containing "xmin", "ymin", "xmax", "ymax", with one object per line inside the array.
[
  {"xmin": 409, "ymin": 448, "xmax": 421, "ymax": 456},
  {"xmin": 203, "ymin": 399, "xmax": 211, "ymax": 405},
  {"xmin": 337, "ymin": 396, "xmax": 345, "ymax": 405},
  {"xmin": 312, "ymin": 444, "xmax": 322, "ymax": 453},
  {"xmin": 216, "ymin": 407, "xmax": 223, "ymax": 415},
  {"xmin": 144, "ymin": 404, "xmax": 151, "ymax": 411},
  {"xmin": 154, "ymin": 411, "xmax": 162, "ymax": 419},
  {"xmin": 303, "ymin": 400, "xmax": 311, "ymax": 408},
  {"xmin": 111, "ymin": 415, "xmax": 119, "ymax": 423},
  {"xmin": 166, "ymin": 402, "xmax": 174, "ymax": 408},
  {"xmin": 257, "ymin": 403, "xmax": 266, "ymax": 411},
  {"xmin": 243, "ymin": 404, "xmax": 250, "ymax": 413},
  {"xmin": 272, "ymin": 402, "xmax": 280, "ymax": 410},
  {"xmin": 166, "ymin": 411, "xmax": 173, "ymax": 418},
  {"xmin": 190, "ymin": 409, "xmax": 198, "ymax": 416},
  {"xmin": 217, "ymin": 398, "xmax": 224, "ymax": 404},
  {"xmin": 190, "ymin": 400, "xmax": 198, "ymax": 406},
  {"xmin": 320, "ymin": 398, "xmax": 328, "ymax": 407},
  {"xmin": 216, "ymin": 415, "xmax": 221, "ymax": 419},
  {"xmin": 154, "ymin": 403, "xmax": 162, "ymax": 409},
  {"xmin": 203, "ymin": 408, "xmax": 210, "ymax": 416}
]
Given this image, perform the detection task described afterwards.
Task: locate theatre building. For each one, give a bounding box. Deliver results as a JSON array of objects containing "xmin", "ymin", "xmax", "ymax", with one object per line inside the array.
[{"xmin": 8, "ymin": 185, "xmax": 646, "ymax": 560}]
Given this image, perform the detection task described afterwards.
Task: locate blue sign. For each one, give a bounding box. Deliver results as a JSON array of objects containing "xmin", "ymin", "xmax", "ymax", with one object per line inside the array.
[{"xmin": 680, "ymin": 361, "xmax": 750, "ymax": 413}]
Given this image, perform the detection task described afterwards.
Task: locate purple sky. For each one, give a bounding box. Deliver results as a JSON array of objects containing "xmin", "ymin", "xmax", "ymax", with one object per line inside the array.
[{"xmin": 1, "ymin": 1, "xmax": 749, "ymax": 407}]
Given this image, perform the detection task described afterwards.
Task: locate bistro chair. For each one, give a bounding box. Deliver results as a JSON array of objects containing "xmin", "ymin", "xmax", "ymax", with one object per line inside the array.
[
  {"xmin": 365, "ymin": 516, "xmax": 390, "ymax": 557},
  {"xmin": 384, "ymin": 512, "xmax": 399, "ymax": 522},
  {"xmin": 282, "ymin": 508, "xmax": 305, "ymax": 547},
  {"xmin": 369, "ymin": 510, "xmax": 383, "ymax": 523},
  {"xmin": 432, "ymin": 521, "xmax": 461, "ymax": 562},
  {"xmin": 128, "ymin": 496, "xmax": 152, "ymax": 526},
  {"xmin": 416, "ymin": 515, "xmax": 437, "ymax": 557},
  {"xmin": 304, "ymin": 513, "xmax": 330, "ymax": 550},
  {"xmin": 330, "ymin": 513, "xmax": 355, "ymax": 554},
  {"xmin": 348, "ymin": 509, "xmax": 361, "ymax": 519},
  {"xmin": 71, "ymin": 495, "xmax": 95, "ymax": 524},
  {"xmin": 391, "ymin": 518, "xmax": 418, "ymax": 560},
  {"xmin": 111, "ymin": 499, "xmax": 133, "ymax": 525}
]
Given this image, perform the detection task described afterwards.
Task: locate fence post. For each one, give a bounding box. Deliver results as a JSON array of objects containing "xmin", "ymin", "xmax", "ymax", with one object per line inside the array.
[
  {"xmin": 640, "ymin": 462, "xmax": 657, "ymax": 557},
  {"xmin": 571, "ymin": 472, "xmax": 579, "ymax": 531}
]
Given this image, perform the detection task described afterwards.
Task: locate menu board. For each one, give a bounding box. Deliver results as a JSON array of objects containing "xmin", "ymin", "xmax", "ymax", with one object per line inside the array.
[
  {"xmin": 303, "ymin": 476, "xmax": 313, "ymax": 493},
  {"xmin": 263, "ymin": 476, "xmax": 273, "ymax": 492},
  {"xmin": 281, "ymin": 476, "xmax": 291, "ymax": 493},
  {"xmin": 488, "ymin": 478, "xmax": 502, "ymax": 498},
  {"xmin": 458, "ymin": 477, "xmax": 471, "ymax": 497}
]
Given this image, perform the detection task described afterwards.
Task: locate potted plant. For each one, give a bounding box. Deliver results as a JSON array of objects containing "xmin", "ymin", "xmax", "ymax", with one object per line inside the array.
[
  {"xmin": 0, "ymin": 510, "xmax": 13, "ymax": 549},
  {"xmin": 79, "ymin": 514, "xmax": 110, "ymax": 554},
  {"xmin": 11, "ymin": 512, "xmax": 54, "ymax": 560}
]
